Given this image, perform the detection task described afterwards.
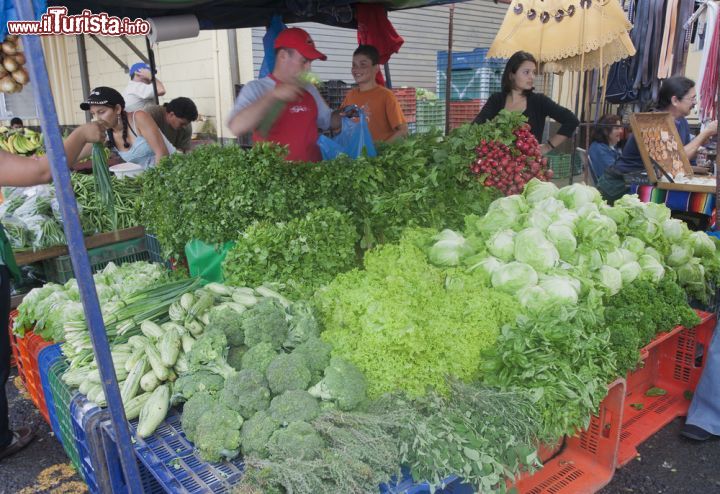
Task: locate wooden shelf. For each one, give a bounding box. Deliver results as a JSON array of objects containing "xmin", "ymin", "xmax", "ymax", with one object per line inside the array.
[{"xmin": 13, "ymin": 226, "xmax": 146, "ymax": 266}]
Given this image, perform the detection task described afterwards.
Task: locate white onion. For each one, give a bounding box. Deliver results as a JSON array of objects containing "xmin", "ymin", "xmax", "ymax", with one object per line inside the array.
[
  {"xmin": 2, "ymin": 56, "xmax": 18, "ymax": 73},
  {"xmin": 2, "ymin": 42, "xmax": 17, "ymax": 56},
  {"xmin": 11, "ymin": 68, "xmax": 28, "ymax": 85}
]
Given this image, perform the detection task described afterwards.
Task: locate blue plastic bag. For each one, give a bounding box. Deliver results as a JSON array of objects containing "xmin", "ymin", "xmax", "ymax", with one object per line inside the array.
[
  {"xmin": 259, "ymin": 15, "xmax": 286, "ymax": 78},
  {"xmin": 318, "ymin": 109, "xmax": 377, "ymax": 160}
]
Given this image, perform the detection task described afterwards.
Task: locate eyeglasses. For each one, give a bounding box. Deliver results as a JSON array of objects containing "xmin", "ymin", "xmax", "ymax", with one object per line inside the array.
[{"xmin": 681, "ymin": 95, "xmax": 697, "ymax": 103}]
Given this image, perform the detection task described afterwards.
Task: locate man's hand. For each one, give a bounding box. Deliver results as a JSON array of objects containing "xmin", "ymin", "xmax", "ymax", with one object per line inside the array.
[
  {"xmin": 703, "ymin": 120, "xmax": 718, "ymax": 137},
  {"xmin": 139, "ymin": 68, "xmax": 153, "ymax": 82},
  {"xmin": 271, "ymin": 82, "xmax": 304, "ymax": 103}
]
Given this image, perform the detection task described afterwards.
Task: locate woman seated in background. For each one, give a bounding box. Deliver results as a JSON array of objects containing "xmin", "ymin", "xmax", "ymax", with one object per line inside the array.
[
  {"xmin": 597, "ymin": 76, "xmax": 718, "ymax": 204},
  {"xmin": 472, "ymin": 50, "xmax": 579, "ymax": 154},
  {"xmin": 588, "ymin": 114, "xmax": 623, "ymax": 180}
]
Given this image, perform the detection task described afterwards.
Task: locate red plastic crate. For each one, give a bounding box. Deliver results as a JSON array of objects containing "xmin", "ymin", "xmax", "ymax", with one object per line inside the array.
[
  {"xmin": 448, "ymin": 100, "xmax": 484, "ymax": 130},
  {"xmin": 16, "ymin": 329, "xmax": 53, "ymax": 424},
  {"xmin": 8, "ymin": 310, "xmax": 23, "ymax": 381},
  {"xmin": 391, "ymin": 87, "xmax": 417, "ymax": 123},
  {"xmin": 513, "ymin": 378, "xmax": 626, "ymax": 494},
  {"xmin": 617, "ymin": 310, "xmax": 715, "ymax": 468}
]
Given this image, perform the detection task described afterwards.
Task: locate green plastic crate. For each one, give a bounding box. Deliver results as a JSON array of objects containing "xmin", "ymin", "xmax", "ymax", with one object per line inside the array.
[
  {"xmin": 547, "ymin": 152, "xmax": 583, "ymax": 179},
  {"xmin": 415, "ymin": 100, "xmax": 446, "ymax": 133},
  {"xmin": 41, "ymin": 237, "xmax": 150, "ymax": 284},
  {"xmin": 48, "ymin": 358, "xmax": 84, "ymax": 477}
]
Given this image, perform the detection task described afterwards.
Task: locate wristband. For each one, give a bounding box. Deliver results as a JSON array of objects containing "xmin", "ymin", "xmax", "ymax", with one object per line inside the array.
[{"xmin": 547, "ymin": 141, "xmax": 555, "ymax": 149}]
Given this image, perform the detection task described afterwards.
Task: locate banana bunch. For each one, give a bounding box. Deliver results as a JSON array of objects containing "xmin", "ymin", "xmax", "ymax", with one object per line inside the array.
[{"xmin": 0, "ymin": 128, "xmax": 43, "ymax": 155}]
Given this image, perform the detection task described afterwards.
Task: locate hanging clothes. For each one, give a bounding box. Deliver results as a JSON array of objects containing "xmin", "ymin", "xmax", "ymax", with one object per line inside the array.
[
  {"xmin": 671, "ymin": 0, "xmax": 696, "ymax": 76},
  {"xmin": 355, "ymin": 4, "xmax": 404, "ymax": 86},
  {"xmin": 657, "ymin": 0, "xmax": 679, "ymax": 79},
  {"xmin": 698, "ymin": 3, "xmax": 719, "ymax": 121}
]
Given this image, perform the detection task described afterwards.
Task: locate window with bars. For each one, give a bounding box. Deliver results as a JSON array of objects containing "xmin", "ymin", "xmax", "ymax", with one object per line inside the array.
[{"xmin": 0, "ymin": 81, "xmax": 38, "ymax": 120}]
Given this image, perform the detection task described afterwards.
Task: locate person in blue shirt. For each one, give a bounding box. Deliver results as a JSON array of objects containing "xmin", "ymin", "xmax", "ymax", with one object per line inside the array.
[
  {"xmin": 588, "ymin": 114, "xmax": 623, "ymax": 181},
  {"xmin": 597, "ymin": 76, "xmax": 717, "ymax": 203}
]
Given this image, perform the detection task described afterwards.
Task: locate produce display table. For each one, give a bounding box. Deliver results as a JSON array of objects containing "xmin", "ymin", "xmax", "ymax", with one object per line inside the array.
[{"xmin": 13, "ymin": 226, "xmax": 147, "ymax": 266}]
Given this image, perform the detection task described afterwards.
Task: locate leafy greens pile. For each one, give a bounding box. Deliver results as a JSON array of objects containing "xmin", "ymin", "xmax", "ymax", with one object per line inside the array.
[
  {"xmin": 314, "ymin": 229, "xmax": 518, "ymax": 398},
  {"xmin": 222, "ymin": 207, "xmax": 359, "ymax": 300}
]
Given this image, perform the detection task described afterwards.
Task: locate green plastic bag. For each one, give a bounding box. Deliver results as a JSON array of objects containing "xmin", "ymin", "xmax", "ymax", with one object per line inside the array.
[{"xmin": 185, "ymin": 239, "xmax": 235, "ymax": 283}]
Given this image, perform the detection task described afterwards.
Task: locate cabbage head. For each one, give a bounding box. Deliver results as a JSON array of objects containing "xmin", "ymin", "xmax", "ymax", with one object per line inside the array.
[
  {"xmin": 546, "ymin": 223, "xmax": 577, "ymax": 261},
  {"xmin": 597, "ymin": 265, "xmax": 622, "ymax": 295},
  {"xmin": 491, "ymin": 262, "xmax": 539, "ymax": 293},
  {"xmin": 523, "ymin": 178, "xmax": 559, "ymax": 204},
  {"xmin": 556, "ymin": 183, "xmax": 602, "ymax": 209},
  {"xmin": 638, "ymin": 254, "xmax": 665, "ymax": 283},
  {"xmin": 428, "ymin": 230, "xmax": 474, "ymax": 267},
  {"xmin": 621, "ymin": 237, "xmax": 646, "ymax": 257},
  {"xmin": 486, "ymin": 230, "xmax": 516, "ymax": 262},
  {"xmin": 619, "ymin": 261, "xmax": 641, "ymax": 284},
  {"xmin": 690, "ymin": 231, "xmax": 716, "ymax": 258},
  {"xmin": 666, "ymin": 244, "xmax": 692, "ymax": 267},
  {"xmin": 513, "ymin": 228, "xmax": 559, "ymax": 272},
  {"xmin": 662, "ymin": 219, "xmax": 688, "ymax": 243}
]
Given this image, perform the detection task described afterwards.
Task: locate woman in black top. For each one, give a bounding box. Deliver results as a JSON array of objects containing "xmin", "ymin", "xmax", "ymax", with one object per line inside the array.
[{"xmin": 472, "ymin": 51, "xmax": 579, "ymax": 154}]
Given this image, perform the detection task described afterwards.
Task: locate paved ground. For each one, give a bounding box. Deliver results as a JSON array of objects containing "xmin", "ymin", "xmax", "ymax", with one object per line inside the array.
[
  {"xmin": 0, "ymin": 370, "xmax": 86, "ymax": 494},
  {"xmin": 2, "ymin": 363, "xmax": 720, "ymax": 494}
]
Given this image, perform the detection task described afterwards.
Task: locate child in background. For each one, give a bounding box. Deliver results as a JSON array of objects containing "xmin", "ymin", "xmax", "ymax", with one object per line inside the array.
[{"xmin": 340, "ymin": 45, "xmax": 408, "ymax": 143}]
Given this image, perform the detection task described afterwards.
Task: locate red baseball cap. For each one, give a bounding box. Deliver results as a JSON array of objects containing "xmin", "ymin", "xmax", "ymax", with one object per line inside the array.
[{"xmin": 274, "ymin": 27, "xmax": 327, "ymax": 61}]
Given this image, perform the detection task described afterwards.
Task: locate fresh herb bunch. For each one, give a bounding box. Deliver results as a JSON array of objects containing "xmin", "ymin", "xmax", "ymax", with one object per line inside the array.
[
  {"xmin": 140, "ymin": 128, "xmax": 499, "ymax": 259},
  {"xmin": 481, "ymin": 302, "xmax": 618, "ymax": 440},
  {"xmin": 90, "ymin": 142, "xmax": 117, "ymax": 230},
  {"xmin": 223, "ymin": 207, "xmax": 359, "ymax": 300},
  {"xmin": 604, "ymin": 278, "xmax": 701, "ymax": 372},
  {"xmin": 389, "ymin": 381, "xmax": 544, "ymax": 494},
  {"xmin": 235, "ymin": 408, "xmax": 408, "ymax": 494}
]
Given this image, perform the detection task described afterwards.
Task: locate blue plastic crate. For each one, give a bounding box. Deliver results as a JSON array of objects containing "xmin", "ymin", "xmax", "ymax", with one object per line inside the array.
[
  {"xmin": 437, "ymin": 48, "xmax": 491, "ymax": 71},
  {"xmin": 38, "ymin": 344, "xmax": 63, "ymax": 446},
  {"xmin": 381, "ymin": 468, "xmax": 474, "ymax": 494},
  {"xmin": 70, "ymin": 393, "xmax": 111, "ymax": 494},
  {"xmin": 102, "ymin": 408, "xmax": 243, "ymax": 493}
]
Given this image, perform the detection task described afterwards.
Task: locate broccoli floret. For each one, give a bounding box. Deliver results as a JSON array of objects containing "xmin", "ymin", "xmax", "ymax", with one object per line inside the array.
[
  {"xmin": 292, "ymin": 336, "xmax": 332, "ymax": 382},
  {"xmin": 172, "ymin": 371, "xmax": 225, "ymax": 404},
  {"xmin": 265, "ymin": 353, "xmax": 311, "ymax": 395},
  {"xmin": 194, "ymin": 403, "xmax": 244, "ymax": 463},
  {"xmin": 240, "ymin": 410, "xmax": 281, "ymax": 459},
  {"xmin": 283, "ymin": 301, "xmax": 321, "ymax": 349},
  {"xmin": 181, "ymin": 391, "xmax": 216, "ymax": 443},
  {"xmin": 241, "ymin": 342, "xmax": 277, "ymax": 375},
  {"xmin": 242, "ymin": 298, "xmax": 290, "ymax": 349},
  {"xmin": 268, "ymin": 390, "xmax": 320, "ymax": 426},
  {"xmin": 207, "ymin": 305, "xmax": 245, "ymax": 347},
  {"xmin": 186, "ymin": 328, "xmax": 235, "ymax": 379},
  {"xmin": 308, "ymin": 357, "xmax": 367, "ymax": 411},
  {"xmin": 222, "ymin": 369, "xmax": 271, "ymax": 419},
  {"xmin": 267, "ymin": 421, "xmax": 326, "ymax": 461},
  {"xmin": 227, "ymin": 345, "xmax": 248, "ymax": 371}
]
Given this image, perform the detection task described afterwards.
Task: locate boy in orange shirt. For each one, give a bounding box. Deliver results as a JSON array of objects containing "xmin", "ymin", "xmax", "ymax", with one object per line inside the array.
[{"xmin": 340, "ymin": 45, "xmax": 408, "ymax": 143}]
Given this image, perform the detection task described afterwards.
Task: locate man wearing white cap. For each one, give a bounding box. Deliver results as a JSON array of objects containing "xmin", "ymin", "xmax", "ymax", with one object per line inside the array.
[
  {"xmin": 123, "ymin": 62, "xmax": 166, "ymax": 112},
  {"xmin": 228, "ymin": 27, "xmax": 338, "ymax": 162}
]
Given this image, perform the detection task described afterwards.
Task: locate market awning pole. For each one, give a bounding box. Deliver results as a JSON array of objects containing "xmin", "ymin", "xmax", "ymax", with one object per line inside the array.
[
  {"xmin": 146, "ymin": 36, "xmax": 160, "ymax": 105},
  {"xmin": 76, "ymin": 35, "xmax": 92, "ymax": 123},
  {"xmin": 716, "ymin": 25, "xmax": 720, "ymax": 214},
  {"xmin": 14, "ymin": 2, "xmax": 144, "ymax": 492},
  {"xmin": 444, "ymin": 4, "xmax": 454, "ymax": 135}
]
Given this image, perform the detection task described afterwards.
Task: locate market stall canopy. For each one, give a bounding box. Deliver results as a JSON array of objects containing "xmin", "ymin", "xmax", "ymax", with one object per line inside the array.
[
  {"xmin": 56, "ymin": 0, "xmax": 468, "ymax": 30},
  {"xmin": 487, "ymin": 0, "xmax": 636, "ymax": 72}
]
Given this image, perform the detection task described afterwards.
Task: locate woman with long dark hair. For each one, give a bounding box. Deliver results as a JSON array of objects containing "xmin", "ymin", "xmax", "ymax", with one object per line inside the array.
[
  {"xmin": 472, "ymin": 51, "xmax": 579, "ymax": 154},
  {"xmin": 597, "ymin": 76, "xmax": 718, "ymax": 203},
  {"xmin": 589, "ymin": 114, "xmax": 624, "ymax": 180},
  {"xmin": 75, "ymin": 86, "xmax": 176, "ymax": 169}
]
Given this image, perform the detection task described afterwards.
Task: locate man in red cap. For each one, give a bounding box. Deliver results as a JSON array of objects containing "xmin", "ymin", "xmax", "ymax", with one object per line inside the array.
[{"xmin": 228, "ymin": 27, "xmax": 339, "ymax": 162}]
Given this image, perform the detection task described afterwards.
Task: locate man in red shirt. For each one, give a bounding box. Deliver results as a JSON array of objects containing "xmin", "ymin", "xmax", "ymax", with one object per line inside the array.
[{"xmin": 228, "ymin": 27, "xmax": 339, "ymax": 162}]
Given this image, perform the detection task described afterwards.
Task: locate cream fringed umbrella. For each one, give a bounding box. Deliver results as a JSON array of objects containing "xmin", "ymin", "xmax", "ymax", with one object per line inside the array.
[{"xmin": 487, "ymin": 0, "xmax": 636, "ymax": 73}]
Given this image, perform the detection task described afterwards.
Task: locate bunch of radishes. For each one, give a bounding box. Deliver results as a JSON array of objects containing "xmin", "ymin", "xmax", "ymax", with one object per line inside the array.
[{"xmin": 470, "ymin": 123, "xmax": 553, "ymax": 196}]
